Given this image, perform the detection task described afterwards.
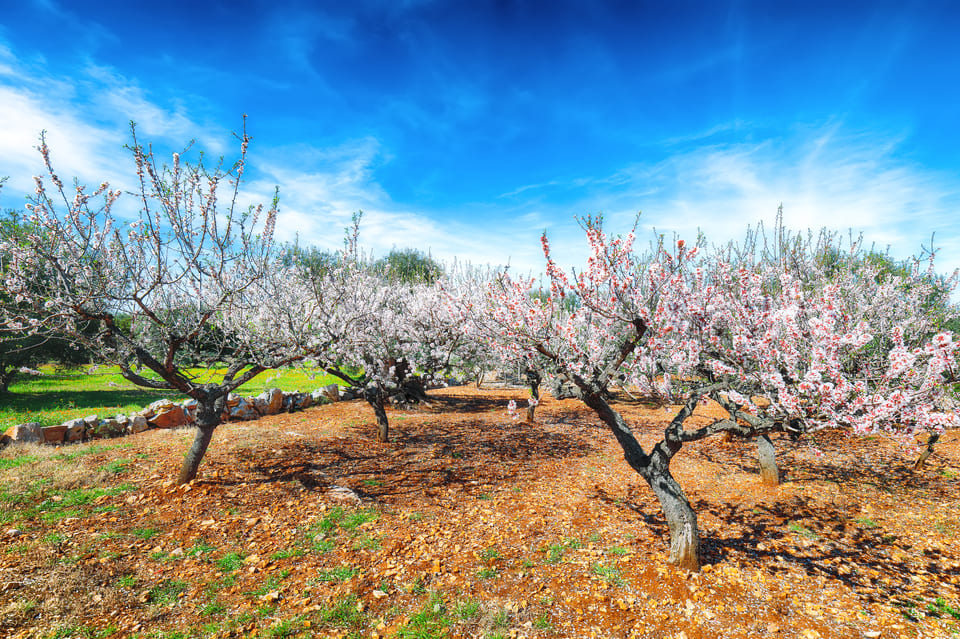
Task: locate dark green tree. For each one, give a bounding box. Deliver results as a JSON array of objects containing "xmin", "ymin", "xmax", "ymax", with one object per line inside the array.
[{"xmin": 372, "ymin": 248, "xmax": 443, "ymax": 285}]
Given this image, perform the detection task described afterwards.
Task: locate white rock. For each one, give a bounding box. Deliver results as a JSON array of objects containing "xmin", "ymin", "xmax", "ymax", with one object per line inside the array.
[
  {"xmin": 328, "ymin": 486, "xmax": 361, "ymax": 504},
  {"xmin": 128, "ymin": 415, "xmax": 149, "ymax": 434}
]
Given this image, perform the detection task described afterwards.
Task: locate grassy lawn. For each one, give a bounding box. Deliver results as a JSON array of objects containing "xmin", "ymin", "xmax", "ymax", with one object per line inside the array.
[{"xmin": 0, "ymin": 364, "xmax": 342, "ymax": 430}]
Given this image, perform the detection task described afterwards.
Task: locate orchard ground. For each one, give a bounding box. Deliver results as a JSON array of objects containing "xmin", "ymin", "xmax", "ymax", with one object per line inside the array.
[{"xmin": 1, "ymin": 385, "xmax": 958, "ymax": 639}]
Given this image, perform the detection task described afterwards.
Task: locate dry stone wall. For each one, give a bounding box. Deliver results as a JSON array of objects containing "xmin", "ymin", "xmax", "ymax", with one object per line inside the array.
[{"xmin": 1, "ymin": 386, "xmax": 357, "ymax": 447}]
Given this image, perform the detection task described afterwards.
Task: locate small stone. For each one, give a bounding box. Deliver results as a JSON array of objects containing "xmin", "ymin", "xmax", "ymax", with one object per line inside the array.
[
  {"xmin": 6, "ymin": 528, "xmax": 21, "ymax": 537},
  {"xmin": 321, "ymin": 383, "xmax": 340, "ymax": 402},
  {"xmin": 253, "ymin": 388, "xmax": 284, "ymax": 415},
  {"xmin": 128, "ymin": 415, "xmax": 149, "ymax": 434},
  {"xmin": 64, "ymin": 419, "xmax": 86, "ymax": 442},
  {"xmin": 5, "ymin": 422, "xmax": 43, "ymax": 444},
  {"xmin": 149, "ymin": 404, "xmax": 188, "ymax": 429},
  {"xmin": 328, "ymin": 486, "xmax": 361, "ymax": 504}
]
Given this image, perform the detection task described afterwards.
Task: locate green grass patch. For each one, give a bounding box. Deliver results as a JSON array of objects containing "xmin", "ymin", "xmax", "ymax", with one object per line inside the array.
[
  {"xmin": 249, "ymin": 575, "xmax": 284, "ymax": 597},
  {"xmin": 43, "ymin": 532, "xmax": 66, "ymax": 544},
  {"xmin": 216, "ymin": 552, "xmax": 245, "ymax": 572},
  {"xmin": 398, "ymin": 592, "xmax": 450, "ymax": 639},
  {"xmin": 339, "ymin": 507, "xmax": 379, "ymax": 530},
  {"xmin": 199, "ymin": 599, "xmax": 226, "ymax": 616},
  {"xmin": 352, "ymin": 533, "xmax": 382, "ymax": 551},
  {"xmin": 311, "ymin": 538, "xmax": 336, "ymax": 554},
  {"xmin": 533, "ymin": 613, "xmax": 553, "ymax": 631},
  {"xmin": 99, "ymin": 458, "xmax": 132, "ymax": 474},
  {"xmin": 544, "ymin": 537, "xmax": 582, "ymax": 564},
  {"xmin": 149, "ymin": 579, "xmax": 188, "ymax": 605},
  {"xmin": 131, "ymin": 527, "xmax": 161, "ymax": 540},
  {"xmin": 317, "ymin": 594, "xmax": 366, "ymax": 629},
  {"xmin": 115, "ymin": 574, "xmax": 138, "ymax": 589},
  {"xmin": 270, "ymin": 547, "xmax": 305, "ymax": 561},
  {"xmin": 53, "ymin": 444, "xmax": 119, "ymax": 462},
  {"xmin": 927, "ymin": 597, "xmax": 960, "ymax": 620},
  {"xmin": 11, "ymin": 483, "xmax": 136, "ymax": 524},
  {"xmin": 479, "ymin": 547, "xmax": 501, "ymax": 561},
  {"xmin": 453, "ymin": 599, "xmax": 481, "ymax": 621},
  {"xmin": 0, "ymin": 455, "xmax": 39, "ymax": 470},
  {"xmin": 46, "ymin": 625, "xmax": 118, "ymax": 639},
  {"xmin": 264, "ymin": 617, "xmax": 305, "ymax": 638},
  {"xmin": 301, "ymin": 506, "xmax": 379, "ymax": 555},
  {"xmin": 312, "ymin": 565, "xmax": 359, "ymax": 583},
  {"xmin": 591, "ymin": 561, "xmax": 625, "ymax": 587},
  {"xmin": 1, "ymin": 364, "xmax": 342, "ymax": 430},
  {"xmin": 188, "ymin": 540, "xmax": 217, "ymax": 558}
]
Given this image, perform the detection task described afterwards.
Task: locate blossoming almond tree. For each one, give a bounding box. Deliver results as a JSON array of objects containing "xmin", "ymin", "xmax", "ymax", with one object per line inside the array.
[
  {"xmin": 0, "ymin": 119, "xmax": 308, "ymax": 484},
  {"xmin": 487, "ymin": 215, "xmax": 958, "ymax": 571},
  {"xmin": 292, "ymin": 234, "xmax": 478, "ymax": 443},
  {"xmin": 704, "ymin": 223, "xmax": 959, "ymax": 474}
]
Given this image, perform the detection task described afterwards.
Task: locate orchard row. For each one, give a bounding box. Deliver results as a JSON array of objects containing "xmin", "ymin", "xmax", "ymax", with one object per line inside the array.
[{"xmin": 2, "ymin": 121, "xmax": 956, "ymax": 571}]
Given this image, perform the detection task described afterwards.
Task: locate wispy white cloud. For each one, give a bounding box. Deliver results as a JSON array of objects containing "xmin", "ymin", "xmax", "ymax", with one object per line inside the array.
[
  {"xmin": 0, "ymin": 41, "xmax": 229, "ymax": 211},
  {"xmin": 246, "ymin": 140, "xmax": 537, "ymax": 271},
  {"xmin": 508, "ymin": 122, "xmax": 960, "ymax": 281}
]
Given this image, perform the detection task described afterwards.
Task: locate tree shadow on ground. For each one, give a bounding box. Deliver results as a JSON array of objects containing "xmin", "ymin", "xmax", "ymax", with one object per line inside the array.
[
  {"xmin": 415, "ymin": 390, "xmax": 521, "ymax": 415},
  {"xmin": 695, "ymin": 497, "xmax": 958, "ymax": 601},
  {"xmin": 233, "ymin": 415, "xmax": 601, "ymax": 504},
  {"xmin": 2, "ymin": 388, "xmax": 171, "ymax": 413},
  {"xmin": 691, "ymin": 432, "xmax": 959, "ymax": 499},
  {"xmin": 593, "ymin": 480, "xmax": 957, "ymax": 605}
]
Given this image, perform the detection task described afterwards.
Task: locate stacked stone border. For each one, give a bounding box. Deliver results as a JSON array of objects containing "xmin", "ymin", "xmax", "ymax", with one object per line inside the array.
[{"xmin": 1, "ymin": 384, "xmax": 352, "ymax": 448}]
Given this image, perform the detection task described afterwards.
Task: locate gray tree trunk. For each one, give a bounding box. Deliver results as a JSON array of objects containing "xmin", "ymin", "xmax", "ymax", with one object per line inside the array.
[
  {"xmin": 178, "ymin": 426, "xmax": 216, "ymax": 485},
  {"xmin": 0, "ymin": 368, "xmax": 15, "ymax": 393},
  {"xmin": 914, "ymin": 432, "xmax": 940, "ymax": 470},
  {"xmin": 177, "ymin": 393, "xmax": 224, "ymax": 484},
  {"xmin": 645, "ymin": 457, "xmax": 700, "ymax": 571},
  {"xmin": 525, "ymin": 367, "xmax": 541, "ymax": 422},
  {"xmin": 756, "ymin": 434, "xmax": 780, "ymax": 486},
  {"xmin": 367, "ymin": 392, "xmax": 390, "ymax": 443},
  {"xmin": 582, "ymin": 390, "xmax": 701, "ymax": 571}
]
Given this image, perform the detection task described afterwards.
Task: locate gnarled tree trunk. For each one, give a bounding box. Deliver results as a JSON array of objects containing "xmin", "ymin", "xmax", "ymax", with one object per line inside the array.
[
  {"xmin": 914, "ymin": 432, "xmax": 940, "ymax": 470},
  {"xmin": 645, "ymin": 457, "xmax": 700, "ymax": 570},
  {"xmin": 179, "ymin": 425, "xmax": 216, "ymax": 485},
  {"xmin": 0, "ymin": 367, "xmax": 15, "ymax": 394},
  {"xmin": 524, "ymin": 365, "xmax": 542, "ymax": 422},
  {"xmin": 177, "ymin": 391, "xmax": 225, "ymax": 484},
  {"xmin": 581, "ymin": 388, "xmax": 701, "ymax": 571},
  {"xmin": 756, "ymin": 434, "xmax": 780, "ymax": 486},
  {"xmin": 365, "ymin": 389, "xmax": 390, "ymax": 443}
]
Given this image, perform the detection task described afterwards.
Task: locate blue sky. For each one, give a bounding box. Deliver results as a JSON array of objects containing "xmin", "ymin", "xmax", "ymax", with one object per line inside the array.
[{"xmin": 1, "ymin": 0, "xmax": 959, "ymax": 278}]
